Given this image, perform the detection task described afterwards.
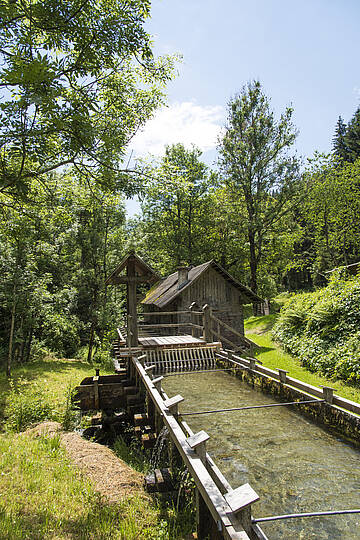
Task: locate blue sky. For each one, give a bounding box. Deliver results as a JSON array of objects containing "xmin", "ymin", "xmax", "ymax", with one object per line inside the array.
[{"xmin": 126, "ymin": 0, "xmax": 360, "ymax": 215}]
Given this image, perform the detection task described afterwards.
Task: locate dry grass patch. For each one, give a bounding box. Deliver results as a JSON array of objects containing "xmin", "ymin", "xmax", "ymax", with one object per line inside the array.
[{"xmin": 24, "ymin": 422, "xmax": 145, "ymax": 503}]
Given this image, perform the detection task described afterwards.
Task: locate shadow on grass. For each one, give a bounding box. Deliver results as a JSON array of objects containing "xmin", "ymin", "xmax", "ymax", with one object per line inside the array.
[
  {"xmin": 245, "ymin": 314, "xmax": 278, "ymax": 334},
  {"xmin": 0, "ymin": 358, "xmax": 95, "ymax": 424},
  {"xmin": 255, "ymin": 345, "xmax": 275, "ymax": 355},
  {"xmin": 0, "ymin": 358, "xmax": 93, "ymax": 387}
]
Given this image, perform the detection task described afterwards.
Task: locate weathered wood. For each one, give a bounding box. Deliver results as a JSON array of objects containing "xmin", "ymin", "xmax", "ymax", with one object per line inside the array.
[
  {"xmin": 164, "ymin": 394, "xmax": 184, "ymax": 416},
  {"xmin": 211, "ymin": 329, "xmax": 243, "ymax": 351},
  {"xmin": 187, "ymin": 430, "xmax": 209, "ymax": 463},
  {"xmin": 220, "ymin": 351, "xmax": 360, "ymax": 419},
  {"xmin": 113, "ymin": 275, "xmax": 154, "ymax": 284},
  {"xmin": 131, "ymin": 355, "xmax": 253, "ymax": 539},
  {"xmin": 138, "ymin": 322, "xmax": 191, "ymax": 328},
  {"xmin": 127, "ymin": 256, "xmax": 138, "ymax": 347},
  {"xmin": 278, "ymin": 369, "xmax": 288, "ymax": 384},
  {"xmin": 225, "ymin": 484, "xmax": 259, "ymax": 514},
  {"xmin": 202, "ymin": 304, "xmax": 212, "ymax": 343},
  {"xmin": 140, "ymin": 310, "xmax": 201, "ymax": 316},
  {"xmin": 80, "ymin": 374, "xmax": 126, "ymax": 385},
  {"xmin": 93, "ymin": 376, "xmax": 99, "ymax": 409},
  {"xmin": 322, "ymin": 386, "xmax": 334, "ymax": 404},
  {"xmin": 74, "ymin": 382, "xmax": 126, "ymax": 411}
]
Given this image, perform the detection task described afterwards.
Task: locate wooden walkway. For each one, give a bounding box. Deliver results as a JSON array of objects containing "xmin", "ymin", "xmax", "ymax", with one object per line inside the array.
[{"xmin": 139, "ymin": 334, "xmax": 204, "ymax": 348}]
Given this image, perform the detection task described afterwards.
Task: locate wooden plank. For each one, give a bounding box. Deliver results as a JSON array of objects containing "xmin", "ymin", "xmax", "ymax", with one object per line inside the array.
[
  {"xmin": 220, "ymin": 352, "xmax": 360, "ymax": 416},
  {"xmin": 127, "ymin": 257, "xmax": 138, "ymax": 347},
  {"xmin": 140, "ymin": 310, "xmax": 193, "ymax": 316},
  {"xmin": 132, "ymin": 356, "xmax": 251, "ymax": 540},
  {"xmin": 225, "ymin": 484, "xmax": 259, "ymax": 513},
  {"xmin": 138, "ymin": 323, "xmax": 190, "ymax": 328},
  {"xmin": 212, "ymin": 330, "xmax": 243, "ymax": 351}
]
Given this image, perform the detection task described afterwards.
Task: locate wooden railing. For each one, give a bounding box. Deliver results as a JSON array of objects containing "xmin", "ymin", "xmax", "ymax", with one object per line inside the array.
[
  {"xmin": 119, "ymin": 304, "xmax": 257, "ymax": 351},
  {"xmin": 216, "ymin": 350, "xmax": 360, "ymax": 417},
  {"xmin": 130, "ymin": 353, "xmax": 268, "ymax": 540}
]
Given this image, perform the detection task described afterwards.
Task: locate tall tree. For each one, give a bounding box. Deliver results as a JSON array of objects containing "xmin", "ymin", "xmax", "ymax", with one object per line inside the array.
[
  {"xmin": 137, "ymin": 144, "xmax": 211, "ymax": 271},
  {"xmin": 332, "ymin": 116, "xmax": 349, "ymax": 161},
  {"xmin": 218, "ymin": 81, "xmax": 301, "ymax": 296},
  {"xmin": 0, "ymin": 0, "xmax": 175, "ymax": 198},
  {"xmin": 344, "ymin": 107, "xmax": 360, "ymax": 163}
]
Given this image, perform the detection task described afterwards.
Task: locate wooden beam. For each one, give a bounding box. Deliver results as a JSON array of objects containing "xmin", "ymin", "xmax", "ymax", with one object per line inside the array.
[
  {"xmin": 127, "ymin": 257, "xmax": 138, "ymax": 347},
  {"xmin": 202, "ymin": 304, "xmax": 212, "ymax": 343},
  {"xmin": 112, "ymin": 275, "xmax": 154, "ymax": 284}
]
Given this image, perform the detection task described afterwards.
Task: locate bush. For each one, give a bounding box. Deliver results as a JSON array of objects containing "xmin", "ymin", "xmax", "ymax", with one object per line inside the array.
[{"xmin": 273, "ymin": 271, "xmax": 360, "ymax": 384}]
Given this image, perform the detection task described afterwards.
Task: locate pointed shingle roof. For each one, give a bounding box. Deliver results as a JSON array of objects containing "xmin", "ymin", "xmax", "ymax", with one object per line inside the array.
[{"xmin": 141, "ymin": 260, "xmax": 262, "ymax": 308}]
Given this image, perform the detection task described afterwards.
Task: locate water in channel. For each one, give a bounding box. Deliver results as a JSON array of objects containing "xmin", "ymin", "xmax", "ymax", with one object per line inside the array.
[{"xmin": 163, "ymin": 371, "xmax": 360, "ymax": 539}]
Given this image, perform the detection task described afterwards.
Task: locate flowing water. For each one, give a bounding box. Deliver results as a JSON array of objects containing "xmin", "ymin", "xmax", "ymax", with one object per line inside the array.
[{"xmin": 163, "ymin": 371, "xmax": 360, "ymax": 539}]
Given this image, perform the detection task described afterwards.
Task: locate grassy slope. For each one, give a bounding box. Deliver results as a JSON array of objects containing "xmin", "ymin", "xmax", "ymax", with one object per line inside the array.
[
  {"xmin": 0, "ymin": 432, "xmax": 164, "ymax": 540},
  {"xmin": 0, "ymin": 358, "xmax": 185, "ymax": 540},
  {"xmin": 245, "ymin": 315, "xmax": 360, "ymax": 403}
]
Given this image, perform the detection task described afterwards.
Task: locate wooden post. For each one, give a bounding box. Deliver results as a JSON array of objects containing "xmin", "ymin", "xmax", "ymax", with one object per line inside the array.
[
  {"xmin": 322, "ymin": 386, "xmax": 334, "ymax": 404},
  {"xmin": 202, "ymin": 304, "xmax": 212, "ymax": 343},
  {"xmin": 249, "ymin": 358, "xmax": 256, "ymax": 371},
  {"xmin": 224, "ymin": 483, "xmax": 259, "ymax": 537},
  {"xmin": 278, "ymin": 369, "xmax": 288, "ymax": 384},
  {"xmin": 93, "ymin": 375, "xmax": 99, "ymax": 409},
  {"xmin": 189, "ymin": 302, "xmax": 197, "ymax": 337},
  {"xmin": 164, "ymin": 394, "xmax": 184, "ymax": 418},
  {"xmin": 127, "ymin": 255, "xmax": 138, "ymax": 347},
  {"xmin": 187, "ymin": 431, "xmax": 216, "ymax": 539}
]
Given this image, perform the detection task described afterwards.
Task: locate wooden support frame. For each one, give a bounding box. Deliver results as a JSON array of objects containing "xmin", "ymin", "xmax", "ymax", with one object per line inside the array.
[{"xmin": 130, "ymin": 354, "xmax": 262, "ymax": 540}]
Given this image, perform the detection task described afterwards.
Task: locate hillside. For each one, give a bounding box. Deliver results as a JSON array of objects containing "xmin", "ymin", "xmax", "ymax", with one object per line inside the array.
[{"xmin": 272, "ymin": 271, "xmax": 360, "ymax": 385}]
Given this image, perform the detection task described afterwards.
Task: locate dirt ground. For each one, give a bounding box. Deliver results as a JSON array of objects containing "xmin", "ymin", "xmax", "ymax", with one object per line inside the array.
[{"xmin": 23, "ymin": 422, "xmax": 145, "ymax": 503}]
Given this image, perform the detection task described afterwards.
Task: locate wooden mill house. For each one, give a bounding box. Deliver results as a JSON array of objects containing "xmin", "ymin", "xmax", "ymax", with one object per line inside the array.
[{"xmin": 141, "ymin": 260, "xmax": 261, "ymax": 350}]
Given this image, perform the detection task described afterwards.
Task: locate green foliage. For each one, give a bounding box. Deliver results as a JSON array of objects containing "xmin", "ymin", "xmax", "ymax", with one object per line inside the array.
[
  {"xmin": 61, "ymin": 384, "xmax": 78, "ymax": 431},
  {"xmin": 113, "ymin": 435, "xmax": 150, "ymax": 473},
  {"xmin": 0, "ymin": 0, "xmax": 176, "ymax": 197},
  {"xmin": 0, "ymin": 173, "xmax": 127, "ymax": 374},
  {"xmin": 4, "ymin": 378, "xmax": 55, "ymax": 431},
  {"xmin": 245, "ymin": 315, "xmax": 360, "ymax": 402},
  {"xmin": 218, "ymin": 80, "xmax": 301, "ymax": 293},
  {"xmin": 344, "ymin": 106, "xmax": 360, "ymax": 163},
  {"xmin": 273, "ymin": 272, "xmax": 360, "ymax": 383}
]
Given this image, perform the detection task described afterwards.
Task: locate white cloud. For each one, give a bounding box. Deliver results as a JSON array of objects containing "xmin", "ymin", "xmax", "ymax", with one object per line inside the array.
[{"xmin": 130, "ymin": 101, "xmax": 224, "ymax": 157}]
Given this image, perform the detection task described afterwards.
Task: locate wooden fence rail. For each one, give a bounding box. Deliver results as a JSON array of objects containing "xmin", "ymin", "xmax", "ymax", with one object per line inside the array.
[
  {"xmin": 131, "ymin": 353, "xmax": 266, "ymax": 540},
  {"xmin": 216, "ymin": 351, "xmax": 360, "ymax": 417}
]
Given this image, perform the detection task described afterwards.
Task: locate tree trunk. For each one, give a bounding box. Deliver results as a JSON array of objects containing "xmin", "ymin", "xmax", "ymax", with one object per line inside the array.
[
  {"xmin": 7, "ymin": 282, "xmax": 16, "ymax": 377},
  {"xmin": 25, "ymin": 327, "xmax": 33, "ymax": 363},
  {"xmin": 248, "ymin": 230, "xmax": 258, "ymax": 293},
  {"xmin": 87, "ymin": 323, "xmax": 95, "ymax": 363},
  {"xmin": 248, "ymin": 228, "xmax": 260, "ymax": 316}
]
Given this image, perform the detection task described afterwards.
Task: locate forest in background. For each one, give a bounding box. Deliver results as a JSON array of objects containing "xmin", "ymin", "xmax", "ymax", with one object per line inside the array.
[{"xmin": 1, "ymin": 1, "xmax": 360, "ymax": 378}]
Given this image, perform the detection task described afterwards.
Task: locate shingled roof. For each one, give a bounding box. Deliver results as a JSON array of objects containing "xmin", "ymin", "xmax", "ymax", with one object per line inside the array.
[{"xmin": 141, "ymin": 260, "xmax": 262, "ymax": 308}]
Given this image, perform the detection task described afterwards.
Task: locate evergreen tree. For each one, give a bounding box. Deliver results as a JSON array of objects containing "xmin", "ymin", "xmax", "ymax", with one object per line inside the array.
[
  {"xmin": 332, "ymin": 116, "xmax": 349, "ymax": 161},
  {"xmin": 344, "ymin": 107, "xmax": 360, "ymax": 162}
]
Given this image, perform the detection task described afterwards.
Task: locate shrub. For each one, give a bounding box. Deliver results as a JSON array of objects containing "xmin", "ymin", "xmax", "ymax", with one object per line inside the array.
[{"xmin": 273, "ymin": 272, "xmax": 360, "ymax": 384}]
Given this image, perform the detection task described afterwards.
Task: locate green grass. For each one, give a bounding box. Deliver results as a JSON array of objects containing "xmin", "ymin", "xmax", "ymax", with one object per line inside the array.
[
  {"xmin": 0, "ymin": 357, "xmax": 113, "ymax": 428},
  {"xmin": 0, "ymin": 356, "xmax": 196, "ymax": 539},
  {"xmin": 245, "ymin": 315, "xmax": 360, "ymax": 403},
  {"xmin": 0, "ymin": 431, "xmax": 170, "ymax": 540}
]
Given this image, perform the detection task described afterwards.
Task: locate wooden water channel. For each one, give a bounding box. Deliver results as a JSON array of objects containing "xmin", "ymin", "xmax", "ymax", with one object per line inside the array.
[
  {"xmin": 75, "ymin": 252, "xmax": 360, "ymax": 539},
  {"xmin": 75, "ymin": 302, "xmax": 360, "ymax": 540}
]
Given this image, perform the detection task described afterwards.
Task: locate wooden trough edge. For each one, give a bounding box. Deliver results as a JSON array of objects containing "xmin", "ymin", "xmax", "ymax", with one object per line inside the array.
[{"xmin": 216, "ymin": 351, "xmax": 360, "ymax": 444}]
